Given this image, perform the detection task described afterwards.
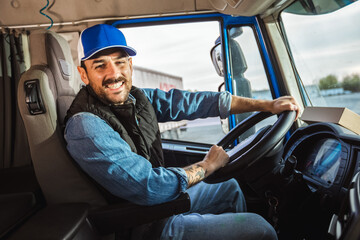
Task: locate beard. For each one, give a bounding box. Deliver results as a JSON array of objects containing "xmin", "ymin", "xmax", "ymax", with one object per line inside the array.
[{"xmin": 90, "ymin": 76, "xmax": 132, "ymax": 105}]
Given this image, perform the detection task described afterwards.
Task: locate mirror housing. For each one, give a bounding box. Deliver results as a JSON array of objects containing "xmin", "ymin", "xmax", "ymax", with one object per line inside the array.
[
  {"xmin": 210, "ymin": 43, "xmax": 224, "ymax": 77},
  {"xmin": 211, "ymin": 38, "xmax": 228, "ymax": 133}
]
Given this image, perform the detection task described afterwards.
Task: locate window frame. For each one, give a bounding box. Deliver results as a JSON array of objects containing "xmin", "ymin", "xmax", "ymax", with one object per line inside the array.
[{"xmin": 111, "ymin": 13, "xmax": 281, "ymax": 140}]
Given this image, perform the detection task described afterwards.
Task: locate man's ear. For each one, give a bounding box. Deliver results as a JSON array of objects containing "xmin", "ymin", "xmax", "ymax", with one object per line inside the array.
[{"xmin": 77, "ymin": 66, "xmax": 89, "ymax": 85}]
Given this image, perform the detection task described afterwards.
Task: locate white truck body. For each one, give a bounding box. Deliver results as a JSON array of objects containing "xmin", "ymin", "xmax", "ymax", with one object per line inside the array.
[{"xmin": 133, "ymin": 66, "xmax": 187, "ymax": 133}]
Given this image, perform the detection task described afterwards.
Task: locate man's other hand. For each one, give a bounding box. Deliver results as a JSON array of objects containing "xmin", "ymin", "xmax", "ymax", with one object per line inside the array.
[
  {"xmin": 202, "ymin": 145, "xmax": 229, "ymax": 175},
  {"xmin": 184, "ymin": 145, "xmax": 229, "ymax": 188}
]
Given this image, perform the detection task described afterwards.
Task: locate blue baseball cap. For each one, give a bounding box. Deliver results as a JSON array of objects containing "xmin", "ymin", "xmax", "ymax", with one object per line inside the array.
[{"xmin": 78, "ymin": 24, "xmax": 136, "ymax": 63}]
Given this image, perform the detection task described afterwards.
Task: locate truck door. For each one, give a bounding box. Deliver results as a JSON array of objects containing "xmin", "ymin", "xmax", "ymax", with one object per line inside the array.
[{"xmin": 111, "ymin": 14, "xmax": 282, "ymax": 166}]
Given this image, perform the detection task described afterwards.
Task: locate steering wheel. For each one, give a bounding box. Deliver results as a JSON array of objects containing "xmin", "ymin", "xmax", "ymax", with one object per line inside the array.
[{"xmin": 205, "ymin": 110, "xmax": 296, "ymax": 183}]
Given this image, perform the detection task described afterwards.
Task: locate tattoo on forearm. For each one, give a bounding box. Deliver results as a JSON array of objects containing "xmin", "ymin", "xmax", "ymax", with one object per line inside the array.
[{"xmin": 184, "ymin": 164, "xmax": 206, "ymax": 188}]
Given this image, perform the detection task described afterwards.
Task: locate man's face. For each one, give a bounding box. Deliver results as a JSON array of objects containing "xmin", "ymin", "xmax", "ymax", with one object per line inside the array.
[{"xmin": 78, "ymin": 50, "xmax": 133, "ymax": 105}]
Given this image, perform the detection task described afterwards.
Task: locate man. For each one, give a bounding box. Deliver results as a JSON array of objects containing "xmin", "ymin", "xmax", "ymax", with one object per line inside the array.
[{"xmin": 65, "ymin": 24, "xmax": 300, "ymax": 239}]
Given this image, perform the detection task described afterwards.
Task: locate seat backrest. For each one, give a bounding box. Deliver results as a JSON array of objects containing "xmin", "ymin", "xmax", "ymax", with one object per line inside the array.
[{"xmin": 17, "ymin": 30, "xmax": 107, "ymax": 207}]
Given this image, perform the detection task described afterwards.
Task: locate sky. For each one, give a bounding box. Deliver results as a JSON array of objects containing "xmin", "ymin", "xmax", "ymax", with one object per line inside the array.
[
  {"xmin": 120, "ymin": 1, "xmax": 360, "ymax": 91},
  {"xmin": 121, "ymin": 21, "xmax": 223, "ymax": 92},
  {"xmin": 282, "ymin": 1, "xmax": 360, "ymax": 85}
]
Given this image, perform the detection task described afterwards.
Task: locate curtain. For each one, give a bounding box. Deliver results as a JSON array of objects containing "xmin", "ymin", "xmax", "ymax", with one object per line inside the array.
[{"xmin": 0, "ymin": 30, "xmax": 31, "ymax": 168}]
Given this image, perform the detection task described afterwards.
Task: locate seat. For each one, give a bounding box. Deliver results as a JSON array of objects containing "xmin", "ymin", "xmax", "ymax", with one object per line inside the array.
[
  {"xmin": 17, "ymin": 30, "xmax": 190, "ymax": 237},
  {"xmin": 18, "ymin": 30, "xmax": 107, "ymax": 207}
]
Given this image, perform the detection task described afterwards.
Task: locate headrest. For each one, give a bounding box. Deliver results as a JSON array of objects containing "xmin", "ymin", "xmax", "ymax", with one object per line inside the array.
[
  {"xmin": 29, "ymin": 30, "xmax": 82, "ymax": 125},
  {"xmin": 229, "ymin": 39, "xmax": 247, "ymax": 76}
]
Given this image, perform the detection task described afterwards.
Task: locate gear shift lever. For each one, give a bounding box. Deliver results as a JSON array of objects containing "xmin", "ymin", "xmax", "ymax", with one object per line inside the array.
[{"xmin": 281, "ymin": 155, "xmax": 297, "ymax": 178}]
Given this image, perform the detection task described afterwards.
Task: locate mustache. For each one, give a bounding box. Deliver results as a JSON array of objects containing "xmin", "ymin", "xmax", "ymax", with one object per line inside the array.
[{"xmin": 102, "ymin": 77, "xmax": 127, "ymax": 86}]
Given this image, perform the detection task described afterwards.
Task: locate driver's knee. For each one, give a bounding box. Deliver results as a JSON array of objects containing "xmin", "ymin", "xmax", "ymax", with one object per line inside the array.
[
  {"xmin": 243, "ymin": 213, "xmax": 278, "ymax": 240},
  {"xmin": 221, "ymin": 178, "xmax": 247, "ymax": 212}
]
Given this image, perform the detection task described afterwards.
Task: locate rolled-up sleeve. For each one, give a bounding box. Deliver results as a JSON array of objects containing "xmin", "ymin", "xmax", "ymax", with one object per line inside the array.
[
  {"xmin": 64, "ymin": 112, "xmax": 188, "ymax": 206},
  {"xmin": 141, "ymin": 88, "xmax": 232, "ymax": 122},
  {"xmin": 218, "ymin": 90, "xmax": 232, "ymax": 119}
]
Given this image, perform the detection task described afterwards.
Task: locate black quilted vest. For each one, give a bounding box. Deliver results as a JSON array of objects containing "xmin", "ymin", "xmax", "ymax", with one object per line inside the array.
[{"xmin": 65, "ymin": 85, "xmax": 164, "ymax": 167}]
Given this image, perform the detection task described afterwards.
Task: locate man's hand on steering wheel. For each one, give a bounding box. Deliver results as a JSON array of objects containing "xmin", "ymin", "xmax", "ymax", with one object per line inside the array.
[
  {"xmin": 204, "ymin": 94, "xmax": 300, "ymax": 183},
  {"xmin": 270, "ymin": 96, "xmax": 300, "ymax": 119},
  {"xmin": 201, "ymin": 145, "xmax": 230, "ymax": 176},
  {"xmin": 230, "ymin": 95, "xmax": 301, "ymax": 120},
  {"xmin": 183, "ymin": 145, "xmax": 229, "ymax": 188}
]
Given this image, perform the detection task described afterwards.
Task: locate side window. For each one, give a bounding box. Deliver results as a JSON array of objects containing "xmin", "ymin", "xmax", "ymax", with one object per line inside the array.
[
  {"xmin": 121, "ymin": 21, "xmax": 225, "ymax": 144},
  {"xmin": 121, "ymin": 22, "xmax": 276, "ymax": 144},
  {"xmin": 227, "ymin": 26, "xmax": 276, "ymax": 138}
]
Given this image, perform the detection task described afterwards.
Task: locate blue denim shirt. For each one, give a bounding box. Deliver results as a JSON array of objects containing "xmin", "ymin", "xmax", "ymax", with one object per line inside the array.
[{"xmin": 64, "ymin": 88, "xmax": 231, "ymax": 206}]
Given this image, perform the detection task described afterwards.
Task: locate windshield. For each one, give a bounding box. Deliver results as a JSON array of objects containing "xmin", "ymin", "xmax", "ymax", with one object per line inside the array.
[{"xmin": 281, "ymin": 0, "xmax": 360, "ymax": 114}]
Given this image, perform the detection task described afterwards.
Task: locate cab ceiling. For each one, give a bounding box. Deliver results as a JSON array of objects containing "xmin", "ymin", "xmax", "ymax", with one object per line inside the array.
[{"xmin": 0, "ymin": 0, "xmax": 290, "ymax": 30}]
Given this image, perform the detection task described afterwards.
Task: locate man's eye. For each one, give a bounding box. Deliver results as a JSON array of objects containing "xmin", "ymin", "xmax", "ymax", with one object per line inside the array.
[
  {"xmin": 116, "ymin": 60, "xmax": 126, "ymax": 65},
  {"xmin": 95, "ymin": 64, "xmax": 105, "ymax": 69}
]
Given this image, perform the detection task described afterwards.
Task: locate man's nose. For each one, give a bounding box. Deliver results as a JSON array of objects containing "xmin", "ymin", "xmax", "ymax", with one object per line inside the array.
[{"xmin": 106, "ymin": 61, "xmax": 121, "ymax": 79}]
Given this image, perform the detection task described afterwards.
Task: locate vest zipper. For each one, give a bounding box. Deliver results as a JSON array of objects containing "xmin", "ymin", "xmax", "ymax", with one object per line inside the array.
[{"xmin": 131, "ymin": 103, "xmax": 151, "ymax": 159}]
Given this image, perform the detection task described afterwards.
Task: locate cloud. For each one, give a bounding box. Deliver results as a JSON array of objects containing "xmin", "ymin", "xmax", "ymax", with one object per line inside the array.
[
  {"xmin": 120, "ymin": 2, "xmax": 360, "ymax": 92},
  {"xmin": 121, "ymin": 21, "xmax": 221, "ymax": 91},
  {"xmin": 282, "ymin": 2, "xmax": 360, "ymax": 84}
]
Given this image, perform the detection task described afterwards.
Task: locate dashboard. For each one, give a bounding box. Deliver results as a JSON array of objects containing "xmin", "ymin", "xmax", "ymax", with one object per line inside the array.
[
  {"xmin": 283, "ymin": 123, "xmax": 360, "ymax": 195},
  {"xmin": 302, "ymin": 138, "xmax": 342, "ymax": 187},
  {"xmin": 282, "ymin": 122, "xmax": 360, "ymax": 239}
]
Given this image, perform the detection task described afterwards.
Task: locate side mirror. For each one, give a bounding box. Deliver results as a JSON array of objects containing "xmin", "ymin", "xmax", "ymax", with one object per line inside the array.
[
  {"xmin": 211, "ymin": 41, "xmax": 228, "ymax": 134},
  {"xmin": 210, "ymin": 43, "xmax": 224, "ymax": 77}
]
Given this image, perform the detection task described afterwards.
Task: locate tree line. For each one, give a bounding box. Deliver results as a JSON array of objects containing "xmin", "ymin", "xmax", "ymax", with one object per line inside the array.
[{"xmin": 318, "ymin": 74, "xmax": 360, "ymax": 92}]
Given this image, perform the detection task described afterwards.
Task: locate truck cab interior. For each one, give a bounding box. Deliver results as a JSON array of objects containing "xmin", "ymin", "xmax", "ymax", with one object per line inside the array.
[{"xmin": 1, "ymin": 0, "xmax": 360, "ymax": 239}]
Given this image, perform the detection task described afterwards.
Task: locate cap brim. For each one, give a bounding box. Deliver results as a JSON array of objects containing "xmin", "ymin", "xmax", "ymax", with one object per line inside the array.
[{"xmin": 81, "ymin": 45, "xmax": 137, "ymax": 61}]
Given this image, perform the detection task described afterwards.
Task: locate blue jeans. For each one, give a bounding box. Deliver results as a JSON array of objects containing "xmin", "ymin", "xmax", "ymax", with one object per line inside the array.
[{"xmin": 160, "ymin": 179, "xmax": 278, "ymax": 240}]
